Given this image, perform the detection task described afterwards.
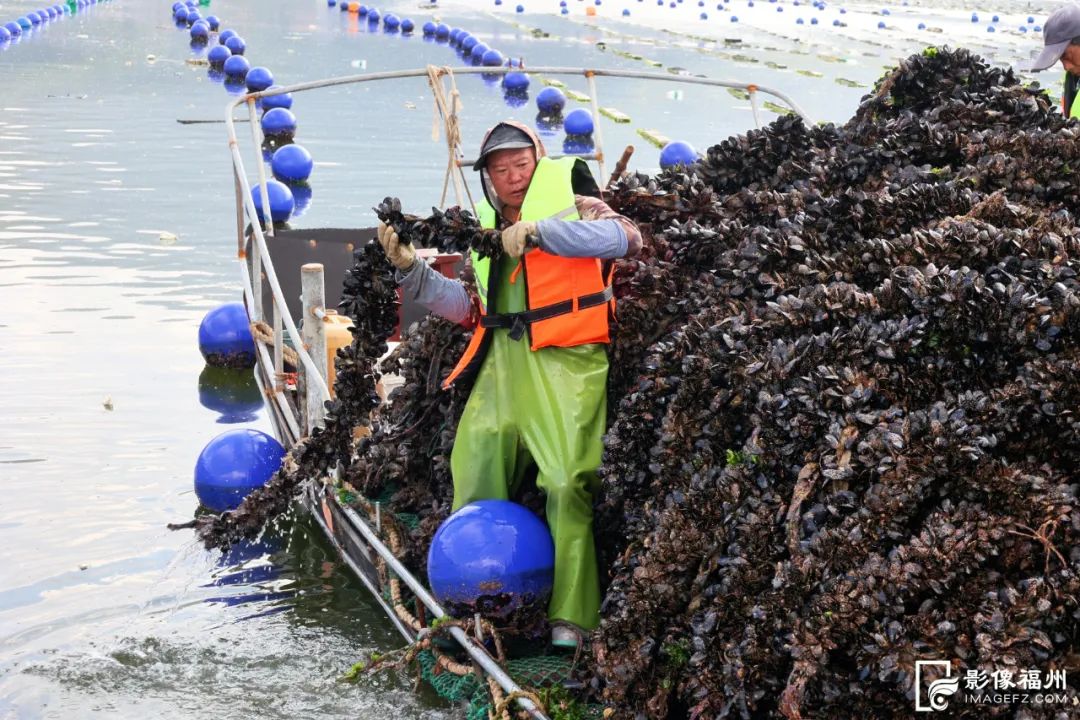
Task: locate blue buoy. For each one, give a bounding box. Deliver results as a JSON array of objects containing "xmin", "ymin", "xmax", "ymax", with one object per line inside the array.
[
  {"xmin": 17, "ymin": 16, "xmax": 33, "ymax": 29},
  {"xmin": 1034, "ymin": 25, "xmax": 1042, "ymax": 32},
  {"xmin": 481, "ymin": 48, "xmax": 504, "ymax": 66},
  {"xmin": 503, "ymin": 71, "xmax": 529, "ymax": 91},
  {"xmin": 880, "ymin": 7, "xmax": 888, "ymax": 14},
  {"xmin": 0, "ymin": 26, "xmax": 10, "ymax": 42},
  {"xmin": 839, "ymin": 7, "xmax": 845, "ymax": 13},
  {"xmin": 198, "ymin": 366, "xmax": 263, "ymax": 424},
  {"xmin": 328, "ymin": 0, "xmax": 336, "ymax": 5},
  {"xmin": 246, "ymin": 66, "xmax": 274, "ymax": 92},
  {"xmin": 462, "ymin": 35, "xmax": 478, "ymax": 52},
  {"xmin": 45, "ymin": 7, "xmax": 57, "ymax": 19},
  {"xmin": 700, "ymin": 11, "xmax": 707, "ymax": 18},
  {"xmin": 660, "ymin": 140, "xmax": 698, "ymax": 169},
  {"xmin": 194, "ymin": 429, "xmax": 285, "ymax": 512},
  {"xmin": 564, "ymin": 108, "xmax": 594, "ymax": 136},
  {"xmin": 251, "ymin": 179, "xmax": 295, "ymax": 224},
  {"xmin": 971, "ymin": 13, "xmax": 978, "ymax": 22},
  {"xmin": 992, "ymin": 14, "xmax": 999, "ymax": 22},
  {"xmin": 810, "ymin": 15, "xmax": 817, "ymax": 23},
  {"xmin": 797, "ymin": 17, "xmax": 803, "ymax": 24},
  {"xmin": 357, "ymin": 4, "xmax": 368, "ymax": 15},
  {"xmin": 261, "ymin": 107, "xmax": 297, "ymax": 138},
  {"xmin": 536, "ymin": 86, "xmax": 566, "ymax": 115},
  {"xmin": 516, "ymin": 4, "xmax": 524, "ymax": 12},
  {"xmin": 623, "ymin": 8, "xmax": 631, "ymax": 14},
  {"xmin": 198, "ymin": 302, "xmax": 256, "ymax": 368},
  {"xmin": 205, "ymin": 14, "xmax": 220, "ymax": 30},
  {"xmin": 1028, "ymin": 15, "xmax": 1035, "ymax": 24},
  {"xmin": 469, "ymin": 43, "xmax": 490, "ymax": 63},
  {"xmin": 173, "ymin": 5, "xmax": 188, "ymax": 21},
  {"xmin": 1019, "ymin": 26, "xmax": 1027, "ymax": 32},
  {"xmin": 4, "ymin": 22, "xmax": 20, "ymax": 36},
  {"xmin": 172, "ymin": 1, "xmax": 185, "ymax": 12},
  {"xmin": 383, "ymin": 13, "xmax": 400, "ymax": 30},
  {"xmin": 224, "ymin": 35, "xmax": 246, "ymax": 55},
  {"xmin": 987, "ymin": 25, "xmax": 995, "ymax": 32},
  {"xmin": 449, "ymin": 27, "xmax": 462, "ymax": 43},
  {"xmin": 560, "ymin": 6, "xmax": 568, "ymax": 12},
  {"xmin": 207, "ymin": 44, "xmax": 231, "ymax": 67},
  {"xmin": 340, "ymin": 2, "xmax": 349, "ymax": 10},
  {"xmin": 435, "ymin": 22, "xmax": 450, "ymax": 38},
  {"xmin": 427, "ymin": 500, "xmax": 554, "ymax": 620},
  {"xmin": 185, "ymin": 10, "xmax": 201, "ymax": 26},
  {"xmin": 731, "ymin": 15, "xmax": 738, "ymax": 22},
  {"xmin": 877, "ymin": 20, "xmax": 885, "ymax": 28},
  {"xmin": 401, "ymin": 18, "xmax": 414, "ymax": 33},
  {"xmin": 190, "ymin": 21, "xmax": 210, "ymax": 40},
  {"xmin": 367, "ymin": 9, "xmax": 380, "ymax": 22},
  {"xmin": 422, "ymin": 20, "xmax": 436, "ymax": 35},
  {"xmin": 917, "ymin": 21, "xmax": 925, "ymax": 29},
  {"xmin": 222, "ymin": 54, "xmax": 250, "ymax": 79},
  {"xmin": 271, "ymin": 144, "xmax": 313, "ymax": 183},
  {"xmin": 261, "ymin": 86, "xmax": 293, "ymax": 111},
  {"xmin": 218, "ymin": 28, "xmax": 237, "ymax": 45}
]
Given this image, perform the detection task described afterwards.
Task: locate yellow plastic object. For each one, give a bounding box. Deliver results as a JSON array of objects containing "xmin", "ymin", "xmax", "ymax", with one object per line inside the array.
[{"xmin": 324, "ymin": 310, "xmax": 354, "ymax": 396}]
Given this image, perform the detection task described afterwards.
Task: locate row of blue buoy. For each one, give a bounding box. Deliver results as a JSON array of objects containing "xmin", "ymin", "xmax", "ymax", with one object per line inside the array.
[
  {"xmin": 194, "ymin": 303, "xmax": 284, "ymax": 511},
  {"xmin": 333, "ymin": 2, "xmax": 416, "ymax": 35},
  {"xmin": 2, "ymin": 0, "xmax": 111, "ymax": 46},
  {"xmin": 169, "ymin": 1, "xmax": 314, "ymax": 224}
]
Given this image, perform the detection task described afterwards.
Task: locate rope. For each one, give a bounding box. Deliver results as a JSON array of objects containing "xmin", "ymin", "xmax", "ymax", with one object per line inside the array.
[
  {"xmin": 426, "ymin": 65, "xmax": 477, "ymax": 214},
  {"xmin": 250, "ymin": 320, "xmax": 299, "ymax": 368},
  {"xmin": 490, "ymin": 684, "xmax": 548, "ymax": 720}
]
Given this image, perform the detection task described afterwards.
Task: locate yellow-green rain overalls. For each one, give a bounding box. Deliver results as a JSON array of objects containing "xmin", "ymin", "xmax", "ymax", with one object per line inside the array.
[
  {"xmin": 1064, "ymin": 73, "xmax": 1080, "ymax": 118},
  {"xmin": 449, "ymin": 156, "xmax": 607, "ymax": 631}
]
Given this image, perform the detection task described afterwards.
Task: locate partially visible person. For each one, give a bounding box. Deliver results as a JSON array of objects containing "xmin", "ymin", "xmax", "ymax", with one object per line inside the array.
[{"xmin": 1024, "ymin": 3, "xmax": 1080, "ymax": 118}]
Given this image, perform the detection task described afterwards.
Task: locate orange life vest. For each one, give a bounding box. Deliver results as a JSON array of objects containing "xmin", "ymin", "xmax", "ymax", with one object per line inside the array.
[{"xmin": 442, "ymin": 157, "xmax": 615, "ymax": 389}]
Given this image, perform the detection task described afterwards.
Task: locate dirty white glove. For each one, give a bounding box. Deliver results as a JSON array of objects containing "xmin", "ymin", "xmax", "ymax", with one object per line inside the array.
[
  {"xmin": 501, "ymin": 221, "xmax": 538, "ymax": 258},
  {"xmin": 377, "ymin": 222, "xmax": 416, "ymax": 272}
]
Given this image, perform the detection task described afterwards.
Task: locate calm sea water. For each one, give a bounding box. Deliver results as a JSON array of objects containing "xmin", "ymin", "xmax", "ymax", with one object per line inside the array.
[{"xmin": 0, "ymin": 0, "xmax": 1061, "ymax": 717}]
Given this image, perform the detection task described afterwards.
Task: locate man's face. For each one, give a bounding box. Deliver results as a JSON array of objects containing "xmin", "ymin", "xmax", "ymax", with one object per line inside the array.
[
  {"xmin": 485, "ymin": 146, "xmax": 537, "ymax": 208},
  {"xmin": 1062, "ymin": 44, "xmax": 1080, "ymax": 74}
]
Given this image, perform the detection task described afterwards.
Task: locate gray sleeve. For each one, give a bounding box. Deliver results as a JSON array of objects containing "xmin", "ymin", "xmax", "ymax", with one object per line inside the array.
[
  {"xmin": 396, "ymin": 261, "xmax": 471, "ymax": 325},
  {"xmin": 533, "ymin": 218, "xmax": 628, "ymax": 259}
]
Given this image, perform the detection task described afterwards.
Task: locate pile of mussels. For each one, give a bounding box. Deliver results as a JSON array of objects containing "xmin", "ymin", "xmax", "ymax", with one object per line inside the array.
[{"xmin": 200, "ymin": 48, "xmax": 1080, "ymax": 719}]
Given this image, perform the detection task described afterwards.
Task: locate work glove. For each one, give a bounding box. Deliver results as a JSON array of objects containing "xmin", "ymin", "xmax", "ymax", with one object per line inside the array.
[
  {"xmin": 501, "ymin": 221, "xmax": 538, "ymax": 258},
  {"xmin": 377, "ymin": 222, "xmax": 416, "ymax": 272}
]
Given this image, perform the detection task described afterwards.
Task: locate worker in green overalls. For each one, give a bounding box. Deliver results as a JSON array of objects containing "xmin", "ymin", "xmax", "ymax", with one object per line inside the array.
[
  {"xmin": 1024, "ymin": 4, "xmax": 1080, "ymax": 118},
  {"xmin": 377, "ymin": 121, "xmax": 642, "ymax": 648}
]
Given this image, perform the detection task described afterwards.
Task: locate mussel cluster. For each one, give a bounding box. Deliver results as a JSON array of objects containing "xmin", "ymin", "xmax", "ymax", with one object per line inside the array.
[{"xmin": 202, "ymin": 48, "xmax": 1080, "ymax": 718}]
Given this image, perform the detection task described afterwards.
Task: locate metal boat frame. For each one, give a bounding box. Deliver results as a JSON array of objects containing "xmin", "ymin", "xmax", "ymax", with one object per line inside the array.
[{"xmin": 223, "ymin": 64, "xmax": 809, "ymax": 720}]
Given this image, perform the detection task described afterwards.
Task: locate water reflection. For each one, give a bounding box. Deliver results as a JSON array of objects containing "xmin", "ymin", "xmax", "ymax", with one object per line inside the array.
[{"xmin": 197, "ymin": 365, "xmax": 264, "ymax": 424}]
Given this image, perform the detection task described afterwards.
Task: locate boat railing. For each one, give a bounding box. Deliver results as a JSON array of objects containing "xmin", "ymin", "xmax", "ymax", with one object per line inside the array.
[{"xmin": 224, "ymin": 65, "xmax": 811, "ymax": 444}]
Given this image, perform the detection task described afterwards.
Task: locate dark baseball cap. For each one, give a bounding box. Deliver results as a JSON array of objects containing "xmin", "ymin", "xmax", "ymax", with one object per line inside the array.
[
  {"xmin": 472, "ymin": 123, "xmax": 534, "ymax": 170},
  {"xmin": 1024, "ymin": 4, "xmax": 1080, "ymax": 71}
]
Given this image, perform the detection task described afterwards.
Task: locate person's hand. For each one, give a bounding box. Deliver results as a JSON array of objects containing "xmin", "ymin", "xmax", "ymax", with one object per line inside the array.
[
  {"xmin": 377, "ymin": 222, "xmax": 416, "ymax": 272},
  {"xmin": 501, "ymin": 221, "xmax": 538, "ymax": 258}
]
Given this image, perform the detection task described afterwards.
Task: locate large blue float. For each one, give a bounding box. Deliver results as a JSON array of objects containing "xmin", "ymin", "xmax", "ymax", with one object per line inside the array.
[
  {"xmin": 428, "ymin": 500, "xmax": 555, "ymax": 620},
  {"xmin": 198, "ymin": 301, "xmax": 256, "ymax": 367},
  {"xmin": 194, "ymin": 429, "xmax": 285, "ymax": 512}
]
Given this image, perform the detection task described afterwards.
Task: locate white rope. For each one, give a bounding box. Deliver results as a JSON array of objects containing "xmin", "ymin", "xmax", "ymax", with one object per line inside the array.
[{"xmin": 427, "ymin": 65, "xmax": 477, "ymax": 214}]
